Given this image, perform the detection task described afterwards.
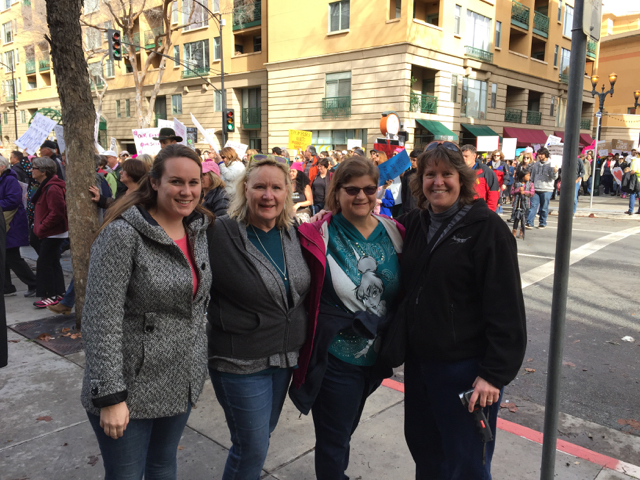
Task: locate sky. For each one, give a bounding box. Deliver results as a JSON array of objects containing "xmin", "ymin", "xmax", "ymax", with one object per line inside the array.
[{"xmin": 602, "ymin": 0, "xmax": 640, "ymax": 15}]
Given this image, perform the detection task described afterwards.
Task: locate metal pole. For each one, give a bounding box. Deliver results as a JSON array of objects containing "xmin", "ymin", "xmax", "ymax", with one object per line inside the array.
[
  {"xmin": 540, "ymin": 0, "xmax": 587, "ymax": 478},
  {"xmin": 12, "ymin": 68, "xmax": 17, "ymax": 140},
  {"xmin": 590, "ymin": 107, "xmax": 601, "ymax": 208},
  {"xmin": 219, "ymin": 16, "xmax": 227, "ymax": 147}
]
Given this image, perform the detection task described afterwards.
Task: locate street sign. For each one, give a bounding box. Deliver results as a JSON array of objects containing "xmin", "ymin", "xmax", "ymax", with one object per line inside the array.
[
  {"xmin": 583, "ymin": 0, "xmax": 602, "ymax": 41},
  {"xmin": 595, "ymin": 111, "xmax": 602, "ymax": 118}
]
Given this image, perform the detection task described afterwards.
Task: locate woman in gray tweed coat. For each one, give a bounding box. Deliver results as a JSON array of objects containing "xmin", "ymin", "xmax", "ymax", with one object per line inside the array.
[{"xmin": 81, "ymin": 145, "xmax": 214, "ymax": 479}]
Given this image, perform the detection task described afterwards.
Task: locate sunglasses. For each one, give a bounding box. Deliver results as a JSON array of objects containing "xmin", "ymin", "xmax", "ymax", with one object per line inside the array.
[
  {"xmin": 342, "ymin": 185, "xmax": 377, "ymax": 196},
  {"xmin": 248, "ymin": 154, "xmax": 290, "ymax": 168},
  {"xmin": 220, "ymin": 155, "xmax": 226, "ymax": 159},
  {"xmin": 425, "ymin": 141, "xmax": 460, "ymax": 152}
]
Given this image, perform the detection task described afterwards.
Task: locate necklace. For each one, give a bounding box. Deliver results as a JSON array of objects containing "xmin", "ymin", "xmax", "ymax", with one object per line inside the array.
[{"xmin": 250, "ymin": 225, "xmax": 288, "ymax": 281}]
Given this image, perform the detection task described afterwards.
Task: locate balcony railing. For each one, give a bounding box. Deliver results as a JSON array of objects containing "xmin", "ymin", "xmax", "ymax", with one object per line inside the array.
[
  {"xmin": 242, "ymin": 107, "xmax": 261, "ymax": 128},
  {"xmin": 233, "ymin": 1, "xmax": 261, "ymax": 31},
  {"xmin": 181, "ymin": 66, "xmax": 210, "ymax": 79},
  {"xmin": 410, "ymin": 92, "xmax": 438, "ymax": 114},
  {"xmin": 580, "ymin": 118, "xmax": 592, "ymax": 130},
  {"xmin": 6, "ymin": 93, "xmax": 16, "ymax": 101},
  {"xmin": 22, "ymin": 0, "xmax": 30, "ymax": 6},
  {"xmin": 25, "ymin": 59, "xmax": 36, "ymax": 75},
  {"xmin": 587, "ymin": 39, "xmax": 597, "ymax": 59},
  {"xmin": 38, "ymin": 59, "xmax": 50, "ymax": 71},
  {"xmin": 464, "ymin": 46, "xmax": 493, "ymax": 63},
  {"xmin": 505, "ymin": 108, "xmax": 523, "ymax": 123},
  {"xmin": 559, "ymin": 73, "xmax": 569, "ymax": 84},
  {"xmin": 90, "ymin": 81, "xmax": 105, "ymax": 91},
  {"xmin": 144, "ymin": 27, "xmax": 164, "ymax": 48},
  {"xmin": 533, "ymin": 11, "xmax": 549, "ymax": 37},
  {"xmin": 511, "ymin": 1, "xmax": 530, "ymax": 29},
  {"xmin": 322, "ymin": 96, "xmax": 351, "ymax": 119},
  {"xmin": 526, "ymin": 110, "xmax": 542, "ymax": 125}
]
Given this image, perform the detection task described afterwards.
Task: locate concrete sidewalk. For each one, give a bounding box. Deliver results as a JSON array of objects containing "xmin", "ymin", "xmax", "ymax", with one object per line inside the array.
[{"xmin": 2, "ymin": 263, "xmax": 639, "ymax": 479}]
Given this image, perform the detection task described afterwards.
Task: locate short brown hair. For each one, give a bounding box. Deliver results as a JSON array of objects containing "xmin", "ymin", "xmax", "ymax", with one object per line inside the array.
[
  {"xmin": 325, "ymin": 156, "xmax": 379, "ymax": 213},
  {"xmin": 122, "ymin": 159, "xmax": 148, "ymax": 183},
  {"xmin": 410, "ymin": 145, "xmax": 477, "ymax": 210},
  {"xmin": 491, "ymin": 150, "xmax": 504, "ymax": 161}
]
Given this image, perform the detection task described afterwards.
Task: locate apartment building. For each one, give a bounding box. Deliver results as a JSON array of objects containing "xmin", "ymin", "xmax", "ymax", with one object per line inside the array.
[{"xmin": 0, "ymin": 0, "xmax": 598, "ymax": 154}]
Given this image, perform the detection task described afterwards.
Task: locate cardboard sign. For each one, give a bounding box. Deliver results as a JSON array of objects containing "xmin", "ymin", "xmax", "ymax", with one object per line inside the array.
[
  {"xmin": 612, "ymin": 139, "xmax": 632, "ymax": 151},
  {"xmin": 548, "ymin": 143, "xmax": 564, "ymax": 169},
  {"xmin": 598, "ymin": 149, "xmax": 609, "ymax": 157},
  {"xmin": 288, "ymin": 129, "xmax": 313, "ymax": 150},
  {"xmin": 190, "ymin": 114, "xmax": 218, "ymax": 150},
  {"xmin": 157, "ymin": 119, "xmax": 174, "ymax": 129},
  {"xmin": 109, "ymin": 137, "xmax": 117, "ymax": 152},
  {"xmin": 502, "ymin": 138, "xmax": 518, "ymax": 160},
  {"xmin": 476, "ymin": 136, "xmax": 500, "ymax": 152},
  {"xmin": 54, "ymin": 125, "xmax": 66, "ymax": 153},
  {"xmin": 612, "ymin": 166, "xmax": 624, "ymax": 185},
  {"xmin": 132, "ymin": 128, "xmax": 162, "ymax": 156},
  {"xmin": 545, "ymin": 135, "xmax": 562, "ymax": 147},
  {"xmin": 224, "ymin": 140, "xmax": 248, "ymax": 159},
  {"xmin": 377, "ymin": 149, "xmax": 411, "ymax": 186},
  {"xmin": 15, "ymin": 113, "xmax": 57, "ymax": 155},
  {"xmin": 173, "ymin": 118, "xmax": 188, "ymax": 146},
  {"xmin": 347, "ymin": 139, "xmax": 362, "ymax": 150}
]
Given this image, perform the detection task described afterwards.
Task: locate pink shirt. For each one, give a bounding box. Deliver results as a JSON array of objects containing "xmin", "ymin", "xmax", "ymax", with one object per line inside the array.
[{"xmin": 174, "ymin": 235, "xmax": 198, "ymax": 297}]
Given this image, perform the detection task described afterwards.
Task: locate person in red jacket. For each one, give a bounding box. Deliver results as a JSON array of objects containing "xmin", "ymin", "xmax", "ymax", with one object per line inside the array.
[
  {"xmin": 303, "ymin": 145, "xmax": 320, "ymax": 183},
  {"xmin": 461, "ymin": 144, "xmax": 500, "ymax": 211},
  {"xmin": 30, "ymin": 157, "xmax": 68, "ymax": 308}
]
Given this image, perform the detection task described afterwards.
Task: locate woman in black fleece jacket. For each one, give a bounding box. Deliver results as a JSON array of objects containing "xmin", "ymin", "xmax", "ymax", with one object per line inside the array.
[{"xmin": 396, "ymin": 142, "xmax": 527, "ymax": 479}]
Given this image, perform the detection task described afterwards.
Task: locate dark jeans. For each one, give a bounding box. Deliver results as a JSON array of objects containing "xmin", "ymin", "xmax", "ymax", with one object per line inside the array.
[
  {"xmin": 87, "ymin": 404, "xmax": 191, "ymax": 480},
  {"xmin": 209, "ymin": 367, "xmax": 292, "ymax": 480},
  {"xmin": 4, "ymin": 247, "xmax": 36, "ymax": 292},
  {"xmin": 311, "ymin": 353, "xmax": 382, "ymax": 480},
  {"xmin": 601, "ymin": 174, "xmax": 614, "ymax": 194},
  {"xmin": 60, "ymin": 278, "xmax": 75, "ymax": 308},
  {"xmin": 404, "ymin": 356, "xmax": 502, "ymax": 480},
  {"xmin": 35, "ymin": 238, "xmax": 66, "ymax": 298}
]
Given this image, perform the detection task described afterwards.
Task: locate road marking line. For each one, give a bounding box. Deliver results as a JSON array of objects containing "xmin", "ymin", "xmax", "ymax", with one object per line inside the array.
[
  {"xmin": 381, "ymin": 379, "xmax": 640, "ymax": 479},
  {"xmin": 520, "ymin": 225, "xmax": 640, "ymax": 289},
  {"xmin": 544, "ymin": 226, "xmax": 617, "ymax": 234},
  {"xmin": 518, "ymin": 253, "xmax": 555, "ymax": 260}
]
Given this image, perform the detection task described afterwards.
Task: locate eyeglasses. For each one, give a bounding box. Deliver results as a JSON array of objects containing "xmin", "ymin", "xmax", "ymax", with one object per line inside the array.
[
  {"xmin": 248, "ymin": 154, "xmax": 290, "ymax": 168},
  {"xmin": 425, "ymin": 141, "xmax": 460, "ymax": 153},
  {"xmin": 220, "ymin": 155, "xmax": 226, "ymax": 159},
  {"xmin": 342, "ymin": 185, "xmax": 377, "ymax": 196}
]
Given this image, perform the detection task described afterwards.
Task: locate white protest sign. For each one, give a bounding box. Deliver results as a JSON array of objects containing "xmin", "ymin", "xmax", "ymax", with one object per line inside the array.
[
  {"xmin": 548, "ymin": 143, "xmax": 564, "ymax": 168},
  {"xmin": 132, "ymin": 128, "xmax": 162, "ymax": 156},
  {"xmin": 110, "ymin": 137, "xmax": 117, "ymax": 152},
  {"xmin": 224, "ymin": 140, "xmax": 248, "ymax": 159},
  {"xmin": 54, "ymin": 125, "xmax": 66, "ymax": 153},
  {"xmin": 190, "ymin": 113, "xmax": 218, "ymax": 150},
  {"xmin": 612, "ymin": 166, "xmax": 624, "ymax": 185},
  {"xmin": 205, "ymin": 129, "xmax": 221, "ymax": 151},
  {"xmin": 15, "ymin": 113, "xmax": 57, "ymax": 155},
  {"xmin": 96, "ymin": 143, "xmax": 106, "ymax": 154},
  {"xmin": 545, "ymin": 135, "xmax": 562, "ymax": 147},
  {"xmin": 157, "ymin": 118, "xmax": 174, "ymax": 129},
  {"xmin": 347, "ymin": 139, "xmax": 362, "ymax": 150},
  {"xmin": 598, "ymin": 149, "xmax": 609, "ymax": 157},
  {"xmin": 476, "ymin": 136, "xmax": 500, "ymax": 152},
  {"xmin": 173, "ymin": 118, "xmax": 188, "ymax": 146},
  {"xmin": 502, "ymin": 138, "xmax": 518, "ymax": 160}
]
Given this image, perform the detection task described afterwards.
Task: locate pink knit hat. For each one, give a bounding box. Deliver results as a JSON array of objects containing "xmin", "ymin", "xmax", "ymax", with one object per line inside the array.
[{"xmin": 202, "ymin": 160, "xmax": 220, "ymax": 177}]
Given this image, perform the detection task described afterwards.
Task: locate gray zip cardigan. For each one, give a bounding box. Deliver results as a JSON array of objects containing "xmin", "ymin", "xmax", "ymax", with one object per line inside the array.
[{"xmin": 80, "ymin": 206, "xmax": 212, "ymax": 419}]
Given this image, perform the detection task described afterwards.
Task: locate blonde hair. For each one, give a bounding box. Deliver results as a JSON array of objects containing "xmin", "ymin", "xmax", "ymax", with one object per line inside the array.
[
  {"xmin": 227, "ymin": 158, "xmax": 294, "ymax": 229},
  {"xmin": 203, "ymin": 170, "xmax": 225, "ymax": 193},
  {"xmin": 136, "ymin": 154, "xmax": 154, "ymax": 171}
]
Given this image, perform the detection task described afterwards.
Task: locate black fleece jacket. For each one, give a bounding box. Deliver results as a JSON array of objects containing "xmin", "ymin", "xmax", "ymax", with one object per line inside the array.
[{"xmin": 397, "ymin": 200, "xmax": 527, "ymax": 389}]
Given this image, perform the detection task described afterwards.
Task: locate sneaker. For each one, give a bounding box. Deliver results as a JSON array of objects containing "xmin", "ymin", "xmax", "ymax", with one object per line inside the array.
[
  {"xmin": 525, "ymin": 224, "xmax": 533, "ymax": 229},
  {"xmin": 24, "ymin": 288, "xmax": 37, "ymax": 298},
  {"xmin": 34, "ymin": 296, "xmax": 62, "ymax": 309},
  {"xmin": 626, "ymin": 210, "xmax": 633, "ymax": 215},
  {"xmin": 47, "ymin": 303, "xmax": 72, "ymax": 315},
  {"xmin": 4, "ymin": 290, "xmax": 17, "ymax": 297},
  {"xmin": 538, "ymin": 225, "xmax": 546, "ymax": 229}
]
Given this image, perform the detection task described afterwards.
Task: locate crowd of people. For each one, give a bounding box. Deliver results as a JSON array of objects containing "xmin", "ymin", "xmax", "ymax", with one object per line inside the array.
[{"xmin": 3, "ymin": 129, "xmax": 640, "ymax": 480}]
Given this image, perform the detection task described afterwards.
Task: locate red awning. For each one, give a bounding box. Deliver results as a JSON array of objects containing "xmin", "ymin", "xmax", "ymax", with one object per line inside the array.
[
  {"xmin": 554, "ymin": 131, "xmax": 593, "ymax": 147},
  {"xmin": 502, "ymin": 127, "xmax": 549, "ymax": 147}
]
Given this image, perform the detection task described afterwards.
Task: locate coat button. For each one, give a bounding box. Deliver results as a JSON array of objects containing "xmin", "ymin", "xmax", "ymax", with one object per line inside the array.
[
  {"xmin": 201, "ymin": 263, "xmax": 206, "ymax": 270},
  {"xmin": 91, "ymin": 387, "xmax": 99, "ymax": 395},
  {"xmin": 145, "ymin": 325, "xmax": 154, "ymax": 333}
]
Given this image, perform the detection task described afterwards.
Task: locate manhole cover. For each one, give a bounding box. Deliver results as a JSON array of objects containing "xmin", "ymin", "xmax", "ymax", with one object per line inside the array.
[{"xmin": 9, "ymin": 316, "xmax": 83, "ymax": 356}]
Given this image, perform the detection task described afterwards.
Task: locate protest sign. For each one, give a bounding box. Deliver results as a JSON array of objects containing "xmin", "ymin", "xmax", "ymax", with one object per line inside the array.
[
  {"xmin": 132, "ymin": 128, "xmax": 162, "ymax": 156},
  {"xmin": 224, "ymin": 140, "xmax": 248, "ymax": 159},
  {"xmin": 377, "ymin": 149, "xmax": 411, "ymax": 186},
  {"xmin": 157, "ymin": 119, "xmax": 174, "ymax": 129},
  {"xmin": 96, "ymin": 143, "xmax": 106, "ymax": 154},
  {"xmin": 190, "ymin": 114, "xmax": 218, "ymax": 150},
  {"xmin": 173, "ymin": 118, "xmax": 188, "ymax": 146},
  {"xmin": 15, "ymin": 113, "xmax": 57, "ymax": 155},
  {"xmin": 545, "ymin": 135, "xmax": 562, "ymax": 147},
  {"xmin": 547, "ymin": 144, "xmax": 564, "ymax": 169},
  {"xmin": 598, "ymin": 149, "xmax": 609, "ymax": 157},
  {"xmin": 612, "ymin": 139, "xmax": 632, "ymax": 151},
  {"xmin": 502, "ymin": 138, "xmax": 518, "ymax": 160},
  {"xmin": 288, "ymin": 130, "xmax": 313, "ymax": 150},
  {"xmin": 612, "ymin": 167, "xmax": 624, "ymax": 185},
  {"xmin": 347, "ymin": 139, "xmax": 362, "ymax": 150},
  {"xmin": 205, "ymin": 129, "xmax": 221, "ymax": 151},
  {"xmin": 54, "ymin": 125, "xmax": 66, "ymax": 153},
  {"xmin": 186, "ymin": 127, "xmax": 198, "ymax": 147},
  {"xmin": 476, "ymin": 136, "xmax": 499, "ymax": 152},
  {"xmin": 110, "ymin": 137, "xmax": 117, "ymax": 152}
]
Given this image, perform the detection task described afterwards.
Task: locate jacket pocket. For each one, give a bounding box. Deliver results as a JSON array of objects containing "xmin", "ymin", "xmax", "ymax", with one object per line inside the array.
[
  {"xmin": 209, "ymin": 297, "xmax": 262, "ymax": 335},
  {"xmin": 136, "ymin": 312, "xmax": 189, "ymax": 383}
]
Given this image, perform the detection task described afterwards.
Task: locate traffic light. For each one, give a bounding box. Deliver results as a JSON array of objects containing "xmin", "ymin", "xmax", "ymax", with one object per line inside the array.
[
  {"xmin": 225, "ymin": 109, "xmax": 235, "ymax": 133},
  {"xmin": 108, "ymin": 29, "xmax": 122, "ymax": 62}
]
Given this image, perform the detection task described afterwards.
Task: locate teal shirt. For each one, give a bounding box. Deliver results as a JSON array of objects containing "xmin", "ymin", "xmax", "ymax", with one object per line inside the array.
[{"xmin": 246, "ymin": 225, "xmax": 291, "ymax": 300}]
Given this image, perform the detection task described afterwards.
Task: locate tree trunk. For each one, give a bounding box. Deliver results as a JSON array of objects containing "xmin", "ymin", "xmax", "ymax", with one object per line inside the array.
[{"xmin": 46, "ymin": 0, "xmax": 100, "ymax": 330}]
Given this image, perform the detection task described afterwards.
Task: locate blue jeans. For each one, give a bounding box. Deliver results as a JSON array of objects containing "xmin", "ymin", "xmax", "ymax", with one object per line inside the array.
[
  {"xmin": 210, "ymin": 367, "xmax": 292, "ymax": 480},
  {"xmin": 61, "ymin": 278, "xmax": 75, "ymax": 308},
  {"xmin": 311, "ymin": 353, "xmax": 382, "ymax": 480},
  {"xmin": 87, "ymin": 404, "xmax": 191, "ymax": 480},
  {"xmin": 629, "ymin": 192, "xmax": 640, "ymax": 213},
  {"xmin": 404, "ymin": 357, "xmax": 502, "ymax": 480},
  {"xmin": 574, "ymin": 181, "xmax": 580, "ymax": 215},
  {"xmin": 527, "ymin": 191, "xmax": 552, "ymax": 227}
]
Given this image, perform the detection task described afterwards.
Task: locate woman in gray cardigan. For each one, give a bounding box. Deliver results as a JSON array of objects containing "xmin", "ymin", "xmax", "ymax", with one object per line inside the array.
[
  {"xmin": 81, "ymin": 145, "xmax": 214, "ymax": 480},
  {"xmin": 207, "ymin": 154, "xmax": 311, "ymax": 480}
]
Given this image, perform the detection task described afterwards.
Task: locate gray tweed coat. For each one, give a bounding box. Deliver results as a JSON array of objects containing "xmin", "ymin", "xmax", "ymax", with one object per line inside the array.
[{"xmin": 80, "ymin": 206, "xmax": 212, "ymax": 419}]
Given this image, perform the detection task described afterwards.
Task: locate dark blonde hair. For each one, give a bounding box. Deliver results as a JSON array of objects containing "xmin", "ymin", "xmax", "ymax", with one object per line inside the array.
[
  {"xmin": 203, "ymin": 170, "xmax": 225, "ymax": 193},
  {"xmin": 325, "ymin": 156, "xmax": 379, "ymax": 213},
  {"xmin": 410, "ymin": 144, "xmax": 478, "ymax": 210}
]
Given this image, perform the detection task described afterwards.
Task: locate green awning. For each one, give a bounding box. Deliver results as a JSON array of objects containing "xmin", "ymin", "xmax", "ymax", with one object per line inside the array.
[
  {"xmin": 461, "ymin": 123, "xmax": 499, "ymax": 137},
  {"xmin": 416, "ymin": 119, "xmax": 458, "ymax": 141}
]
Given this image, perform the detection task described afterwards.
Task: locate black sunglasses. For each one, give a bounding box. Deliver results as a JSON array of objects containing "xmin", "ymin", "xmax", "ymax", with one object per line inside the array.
[
  {"xmin": 425, "ymin": 141, "xmax": 460, "ymax": 153},
  {"xmin": 342, "ymin": 185, "xmax": 377, "ymax": 196}
]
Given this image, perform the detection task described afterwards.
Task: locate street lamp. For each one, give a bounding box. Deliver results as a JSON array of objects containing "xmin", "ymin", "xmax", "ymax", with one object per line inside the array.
[
  {"xmin": 634, "ymin": 90, "xmax": 640, "ymax": 111},
  {"xmin": 588, "ymin": 72, "xmax": 617, "ymax": 207},
  {"xmin": 0, "ymin": 59, "xmax": 19, "ymax": 141}
]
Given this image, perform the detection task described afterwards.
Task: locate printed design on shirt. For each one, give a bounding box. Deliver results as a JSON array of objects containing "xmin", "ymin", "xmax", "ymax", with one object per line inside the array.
[{"xmin": 450, "ymin": 235, "xmax": 472, "ymax": 245}]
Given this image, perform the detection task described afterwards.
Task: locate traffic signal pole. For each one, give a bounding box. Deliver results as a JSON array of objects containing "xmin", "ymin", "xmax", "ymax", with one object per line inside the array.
[{"xmin": 219, "ymin": 18, "xmax": 227, "ymax": 146}]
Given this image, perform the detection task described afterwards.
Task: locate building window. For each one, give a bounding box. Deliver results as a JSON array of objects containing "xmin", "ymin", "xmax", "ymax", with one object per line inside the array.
[
  {"xmin": 554, "ymin": 45, "xmax": 559, "ymax": 66},
  {"xmin": 105, "ymin": 58, "xmax": 114, "ymax": 78},
  {"xmin": 326, "ymin": 71, "xmax": 351, "ymax": 98},
  {"xmin": 461, "ymin": 78, "xmax": 487, "ymax": 119},
  {"xmin": 560, "ymin": 47, "xmax": 570, "ymax": 76},
  {"xmin": 116, "ymin": 100, "xmax": 121, "ymax": 118},
  {"xmin": 125, "ymin": 99, "xmax": 131, "ymax": 117},
  {"xmin": 183, "ymin": 0, "xmax": 209, "ymax": 31},
  {"xmin": 27, "ymin": 80, "xmax": 36, "ymax": 90},
  {"xmin": 86, "ymin": 27, "xmax": 101, "ymax": 50},
  {"xmin": 451, "ymin": 74, "xmax": 458, "ymax": 103},
  {"xmin": 490, "ymin": 83, "xmax": 497, "ymax": 109},
  {"xmin": 390, "ymin": 0, "xmax": 401, "ymax": 19},
  {"xmin": 329, "ymin": 0, "xmax": 350, "ymax": 32},
  {"xmin": 550, "ymin": 96, "xmax": 555, "ymax": 116},
  {"xmin": 172, "ymin": 1, "xmax": 179, "ymax": 24},
  {"xmin": 2, "ymin": 0, "xmax": 9, "ymax": 10},
  {"xmin": 3, "ymin": 22, "xmax": 13, "ymax": 44},
  {"xmin": 563, "ymin": 5, "xmax": 573, "ymax": 37},
  {"xmin": 466, "ymin": 11, "xmax": 491, "ymax": 52},
  {"xmin": 454, "ymin": 5, "xmax": 462, "ymax": 35},
  {"xmin": 20, "ymin": 109, "xmax": 25, "ymax": 123},
  {"xmin": 213, "ymin": 37, "xmax": 221, "ymax": 60},
  {"xmin": 558, "ymin": 0, "xmax": 562, "ymax": 22},
  {"xmin": 84, "ymin": 0, "xmax": 99, "ymax": 14},
  {"xmin": 88, "ymin": 62, "xmax": 103, "ymax": 85},
  {"xmin": 173, "ymin": 45, "xmax": 180, "ymax": 67},
  {"xmin": 213, "ymin": 0, "xmax": 220, "ymax": 12},
  {"xmin": 184, "ymin": 39, "xmax": 210, "ymax": 71},
  {"xmin": 253, "ymin": 35, "xmax": 261, "ymax": 52},
  {"xmin": 102, "ymin": 21, "xmax": 113, "ymax": 42},
  {"xmin": 495, "ymin": 21, "xmax": 501, "ymax": 48},
  {"xmin": 214, "ymin": 89, "xmax": 226, "ymax": 111},
  {"xmin": 172, "ymin": 95, "xmax": 182, "ymax": 115},
  {"xmin": 4, "ymin": 50, "xmax": 14, "ymax": 71},
  {"xmin": 3, "ymin": 112, "xmax": 7, "ymax": 124}
]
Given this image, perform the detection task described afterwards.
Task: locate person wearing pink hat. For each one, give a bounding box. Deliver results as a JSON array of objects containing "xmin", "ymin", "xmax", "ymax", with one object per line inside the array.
[{"xmin": 201, "ymin": 160, "xmax": 229, "ymax": 216}]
